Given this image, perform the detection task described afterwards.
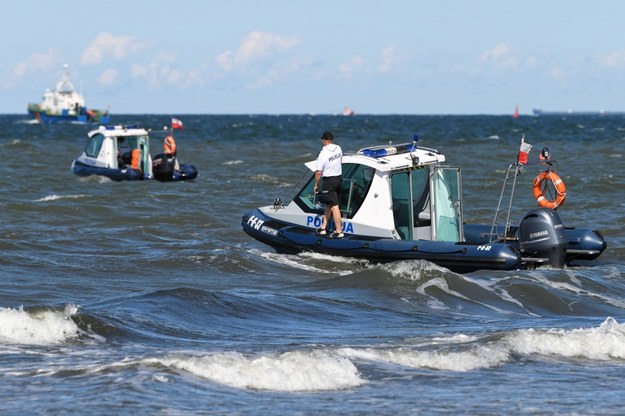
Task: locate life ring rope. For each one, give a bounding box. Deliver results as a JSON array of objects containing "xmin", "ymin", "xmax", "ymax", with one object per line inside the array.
[{"xmin": 532, "ymin": 171, "xmax": 566, "ymax": 209}]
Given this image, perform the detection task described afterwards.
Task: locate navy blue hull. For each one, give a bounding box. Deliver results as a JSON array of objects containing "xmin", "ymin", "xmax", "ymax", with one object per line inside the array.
[
  {"xmin": 153, "ymin": 164, "xmax": 198, "ymax": 182},
  {"xmin": 72, "ymin": 160, "xmax": 144, "ymax": 181},
  {"xmin": 72, "ymin": 160, "xmax": 198, "ymax": 182},
  {"xmin": 464, "ymin": 223, "xmax": 607, "ymax": 263},
  {"xmin": 242, "ymin": 209, "xmax": 522, "ymax": 273}
]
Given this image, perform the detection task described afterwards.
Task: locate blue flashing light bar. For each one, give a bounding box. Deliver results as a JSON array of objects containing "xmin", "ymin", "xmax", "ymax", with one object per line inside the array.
[
  {"xmin": 363, "ymin": 147, "xmax": 397, "ymax": 158},
  {"xmin": 103, "ymin": 124, "xmax": 137, "ymax": 130}
]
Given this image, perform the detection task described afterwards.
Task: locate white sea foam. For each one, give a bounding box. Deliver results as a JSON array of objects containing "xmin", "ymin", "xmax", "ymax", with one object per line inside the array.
[
  {"xmin": 338, "ymin": 345, "xmax": 509, "ymax": 371},
  {"xmin": 299, "ymin": 252, "xmax": 364, "ymax": 275},
  {"xmin": 42, "ymin": 318, "xmax": 625, "ymax": 392},
  {"xmin": 153, "ymin": 350, "xmax": 365, "ymax": 391},
  {"xmin": 506, "ymin": 317, "xmax": 625, "ymax": 360},
  {"xmin": 35, "ymin": 194, "xmax": 87, "ymax": 202},
  {"xmin": 380, "ymin": 260, "xmax": 451, "ymax": 281},
  {"xmin": 250, "ymin": 173, "xmax": 280, "ymax": 183},
  {"xmin": 249, "ymin": 248, "xmax": 360, "ymax": 275},
  {"xmin": 0, "ymin": 305, "xmax": 83, "ymax": 345},
  {"xmin": 223, "ymin": 160, "xmax": 243, "ymax": 165},
  {"xmin": 341, "ymin": 318, "xmax": 625, "ymax": 372}
]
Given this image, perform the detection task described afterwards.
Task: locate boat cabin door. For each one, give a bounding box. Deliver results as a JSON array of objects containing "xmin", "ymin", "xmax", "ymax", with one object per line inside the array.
[
  {"xmin": 391, "ymin": 166, "xmax": 463, "ymax": 242},
  {"xmin": 136, "ymin": 136, "xmax": 152, "ymax": 177}
]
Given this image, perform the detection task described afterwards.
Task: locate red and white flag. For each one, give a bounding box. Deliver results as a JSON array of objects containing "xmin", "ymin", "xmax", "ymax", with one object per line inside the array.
[
  {"xmin": 518, "ymin": 137, "xmax": 532, "ymax": 165},
  {"xmin": 172, "ymin": 118, "xmax": 184, "ymax": 129}
]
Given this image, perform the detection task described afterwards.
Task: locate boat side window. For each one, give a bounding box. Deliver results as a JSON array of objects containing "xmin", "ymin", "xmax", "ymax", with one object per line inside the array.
[
  {"xmin": 293, "ymin": 173, "xmax": 322, "ymax": 213},
  {"xmin": 293, "ymin": 163, "xmax": 375, "ymax": 218},
  {"xmin": 85, "ymin": 134, "xmax": 105, "ymax": 158},
  {"xmin": 339, "ymin": 164, "xmax": 374, "ymax": 218}
]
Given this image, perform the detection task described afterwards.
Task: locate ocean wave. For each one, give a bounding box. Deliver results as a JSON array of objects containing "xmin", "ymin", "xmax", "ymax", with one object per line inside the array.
[
  {"xmin": 65, "ymin": 318, "xmax": 625, "ymax": 392},
  {"xmin": 344, "ymin": 261, "xmax": 625, "ymax": 318},
  {"xmin": 148, "ymin": 349, "xmax": 365, "ymax": 391},
  {"xmin": 337, "ymin": 317, "xmax": 625, "ymax": 373},
  {"xmin": 506, "ymin": 317, "xmax": 625, "ymax": 360},
  {"xmin": 0, "ymin": 304, "xmax": 103, "ymax": 346}
]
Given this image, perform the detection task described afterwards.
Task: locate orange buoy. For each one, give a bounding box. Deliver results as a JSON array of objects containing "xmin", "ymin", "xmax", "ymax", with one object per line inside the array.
[{"xmin": 532, "ymin": 171, "xmax": 566, "ymax": 209}]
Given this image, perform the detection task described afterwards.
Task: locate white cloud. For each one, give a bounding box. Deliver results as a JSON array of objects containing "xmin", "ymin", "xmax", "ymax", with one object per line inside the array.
[
  {"xmin": 378, "ymin": 45, "xmax": 397, "ymax": 73},
  {"xmin": 480, "ymin": 43, "xmax": 518, "ymax": 70},
  {"xmin": 161, "ymin": 66, "xmax": 182, "ymax": 84},
  {"xmin": 339, "ymin": 56, "xmax": 364, "ymax": 78},
  {"xmin": 217, "ymin": 31, "xmax": 301, "ymax": 70},
  {"xmin": 131, "ymin": 64, "xmax": 148, "ymax": 78},
  {"xmin": 80, "ymin": 33, "xmax": 145, "ymax": 65},
  {"xmin": 600, "ymin": 49, "xmax": 625, "ymax": 69},
  {"xmin": 13, "ymin": 49, "xmax": 61, "ymax": 77},
  {"xmin": 131, "ymin": 59, "xmax": 197, "ymax": 88},
  {"xmin": 98, "ymin": 68, "xmax": 118, "ymax": 85},
  {"xmin": 246, "ymin": 58, "xmax": 307, "ymax": 90},
  {"xmin": 550, "ymin": 67, "xmax": 564, "ymax": 79}
]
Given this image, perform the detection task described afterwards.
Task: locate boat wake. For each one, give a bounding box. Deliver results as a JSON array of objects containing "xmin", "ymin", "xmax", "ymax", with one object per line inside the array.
[{"xmin": 34, "ymin": 194, "xmax": 88, "ymax": 202}]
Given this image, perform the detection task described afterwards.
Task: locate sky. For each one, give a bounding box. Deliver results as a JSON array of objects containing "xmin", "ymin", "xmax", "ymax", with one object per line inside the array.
[{"xmin": 3, "ymin": 0, "xmax": 625, "ymax": 115}]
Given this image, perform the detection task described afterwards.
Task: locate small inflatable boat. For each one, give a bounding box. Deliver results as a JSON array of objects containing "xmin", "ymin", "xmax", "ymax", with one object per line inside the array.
[
  {"xmin": 71, "ymin": 125, "xmax": 198, "ymax": 182},
  {"xmin": 242, "ymin": 137, "xmax": 606, "ymax": 273}
]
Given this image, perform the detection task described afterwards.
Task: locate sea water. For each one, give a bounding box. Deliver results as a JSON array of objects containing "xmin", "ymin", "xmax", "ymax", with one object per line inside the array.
[{"xmin": 1, "ymin": 113, "xmax": 624, "ymax": 414}]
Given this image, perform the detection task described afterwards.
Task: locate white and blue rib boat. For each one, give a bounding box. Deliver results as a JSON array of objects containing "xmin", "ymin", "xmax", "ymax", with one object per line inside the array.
[
  {"xmin": 242, "ymin": 137, "xmax": 606, "ymax": 273},
  {"xmin": 71, "ymin": 125, "xmax": 198, "ymax": 182}
]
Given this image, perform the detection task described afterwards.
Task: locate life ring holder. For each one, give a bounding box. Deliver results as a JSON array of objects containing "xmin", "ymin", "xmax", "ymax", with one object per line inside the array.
[{"xmin": 532, "ymin": 170, "xmax": 566, "ymax": 209}]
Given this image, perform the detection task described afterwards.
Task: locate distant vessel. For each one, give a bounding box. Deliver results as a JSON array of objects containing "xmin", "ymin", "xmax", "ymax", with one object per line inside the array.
[
  {"xmin": 533, "ymin": 108, "xmax": 625, "ymax": 116},
  {"xmin": 341, "ymin": 106, "xmax": 355, "ymax": 116},
  {"xmin": 71, "ymin": 124, "xmax": 198, "ymax": 182},
  {"xmin": 27, "ymin": 65, "xmax": 110, "ymax": 124}
]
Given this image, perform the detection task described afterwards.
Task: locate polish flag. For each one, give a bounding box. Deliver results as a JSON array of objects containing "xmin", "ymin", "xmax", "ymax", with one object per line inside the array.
[
  {"xmin": 172, "ymin": 118, "xmax": 184, "ymax": 129},
  {"xmin": 518, "ymin": 137, "xmax": 532, "ymax": 165}
]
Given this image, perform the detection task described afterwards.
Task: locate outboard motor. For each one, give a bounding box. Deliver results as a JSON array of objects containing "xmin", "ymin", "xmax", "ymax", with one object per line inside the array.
[
  {"xmin": 152, "ymin": 153, "xmax": 174, "ymax": 181},
  {"xmin": 518, "ymin": 208, "xmax": 567, "ymax": 267}
]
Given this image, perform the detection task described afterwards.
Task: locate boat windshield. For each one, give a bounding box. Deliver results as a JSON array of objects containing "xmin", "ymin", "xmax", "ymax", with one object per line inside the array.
[
  {"xmin": 85, "ymin": 134, "xmax": 105, "ymax": 158},
  {"xmin": 293, "ymin": 163, "xmax": 375, "ymax": 218}
]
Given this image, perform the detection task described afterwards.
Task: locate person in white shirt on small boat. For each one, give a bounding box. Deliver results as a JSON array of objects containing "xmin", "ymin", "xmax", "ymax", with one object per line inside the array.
[{"xmin": 314, "ymin": 131, "xmax": 344, "ymax": 238}]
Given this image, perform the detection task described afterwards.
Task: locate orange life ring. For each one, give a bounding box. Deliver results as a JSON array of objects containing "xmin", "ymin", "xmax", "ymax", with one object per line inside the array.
[
  {"xmin": 164, "ymin": 135, "xmax": 177, "ymax": 155},
  {"xmin": 532, "ymin": 171, "xmax": 566, "ymax": 209}
]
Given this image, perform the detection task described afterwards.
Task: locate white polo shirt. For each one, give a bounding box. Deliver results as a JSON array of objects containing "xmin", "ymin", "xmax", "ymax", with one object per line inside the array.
[{"xmin": 316, "ymin": 144, "xmax": 343, "ymax": 177}]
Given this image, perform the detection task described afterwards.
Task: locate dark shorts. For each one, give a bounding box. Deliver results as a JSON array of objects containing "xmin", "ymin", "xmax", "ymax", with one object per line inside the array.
[{"xmin": 321, "ymin": 175, "xmax": 342, "ymax": 207}]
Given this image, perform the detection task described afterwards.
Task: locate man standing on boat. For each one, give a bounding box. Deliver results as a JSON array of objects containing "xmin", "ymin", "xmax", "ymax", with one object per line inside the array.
[{"xmin": 314, "ymin": 131, "xmax": 344, "ymax": 238}]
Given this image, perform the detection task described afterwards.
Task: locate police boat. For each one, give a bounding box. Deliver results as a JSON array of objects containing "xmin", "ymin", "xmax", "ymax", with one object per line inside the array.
[
  {"xmin": 71, "ymin": 125, "xmax": 198, "ymax": 182},
  {"xmin": 241, "ymin": 137, "xmax": 606, "ymax": 273}
]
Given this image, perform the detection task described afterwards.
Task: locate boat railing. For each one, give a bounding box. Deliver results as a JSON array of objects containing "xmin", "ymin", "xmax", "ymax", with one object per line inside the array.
[
  {"xmin": 489, "ymin": 158, "xmax": 559, "ymax": 242},
  {"xmin": 489, "ymin": 163, "xmax": 521, "ymax": 242}
]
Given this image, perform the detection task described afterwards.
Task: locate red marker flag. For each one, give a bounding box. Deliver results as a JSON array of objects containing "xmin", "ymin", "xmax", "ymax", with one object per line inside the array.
[
  {"xmin": 518, "ymin": 137, "xmax": 532, "ymax": 165},
  {"xmin": 172, "ymin": 118, "xmax": 184, "ymax": 129}
]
